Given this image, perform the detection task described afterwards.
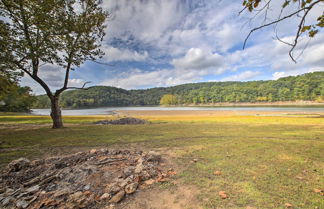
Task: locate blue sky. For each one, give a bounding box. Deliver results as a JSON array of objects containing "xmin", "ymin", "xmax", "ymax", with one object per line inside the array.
[{"xmin": 21, "ymin": 0, "xmax": 324, "ymax": 94}]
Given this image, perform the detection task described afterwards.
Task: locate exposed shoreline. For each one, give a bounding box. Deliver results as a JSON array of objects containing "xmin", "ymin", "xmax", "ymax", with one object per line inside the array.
[{"xmin": 167, "ymin": 101, "xmax": 324, "ymax": 107}]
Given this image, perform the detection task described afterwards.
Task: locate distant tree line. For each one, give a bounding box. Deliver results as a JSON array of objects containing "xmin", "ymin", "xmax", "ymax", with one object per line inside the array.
[
  {"xmin": 33, "ymin": 72, "xmax": 324, "ymax": 109},
  {"xmin": 0, "ymin": 76, "xmax": 35, "ymax": 112}
]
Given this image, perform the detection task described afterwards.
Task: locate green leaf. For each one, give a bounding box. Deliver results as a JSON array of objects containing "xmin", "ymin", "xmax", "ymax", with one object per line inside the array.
[{"xmin": 301, "ymin": 25, "xmax": 311, "ymax": 32}]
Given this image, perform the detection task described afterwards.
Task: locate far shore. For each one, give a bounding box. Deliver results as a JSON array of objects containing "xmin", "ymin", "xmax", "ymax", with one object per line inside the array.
[{"xmin": 30, "ymin": 101, "xmax": 324, "ymax": 110}]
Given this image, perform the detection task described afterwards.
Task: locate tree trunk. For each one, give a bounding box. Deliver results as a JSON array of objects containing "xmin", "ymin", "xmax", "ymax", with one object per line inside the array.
[{"xmin": 50, "ymin": 96, "xmax": 63, "ymax": 128}]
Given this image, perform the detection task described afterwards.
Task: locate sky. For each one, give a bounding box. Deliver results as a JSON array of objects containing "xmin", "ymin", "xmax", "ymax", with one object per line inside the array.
[{"xmin": 20, "ymin": 0, "xmax": 324, "ymax": 95}]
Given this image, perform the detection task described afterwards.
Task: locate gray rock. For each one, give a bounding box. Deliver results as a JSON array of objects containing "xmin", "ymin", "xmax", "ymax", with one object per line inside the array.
[
  {"xmin": 123, "ymin": 166, "xmax": 134, "ymax": 177},
  {"xmin": 83, "ymin": 184, "xmax": 90, "ymax": 190},
  {"xmin": 2, "ymin": 196, "xmax": 13, "ymax": 206},
  {"xmin": 107, "ymin": 183, "xmax": 120, "ymax": 195},
  {"xmin": 109, "ymin": 190, "xmax": 125, "ymax": 203},
  {"xmin": 125, "ymin": 182, "xmax": 138, "ymax": 194},
  {"xmin": 8, "ymin": 158, "xmax": 31, "ymax": 172},
  {"xmin": 134, "ymin": 163, "xmax": 144, "ymax": 174},
  {"xmin": 26, "ymin": 185, "xmax": 39, "ymax": 194},
  {"xmin": 140, "ymin": 170, "xmax": 151, "ymax": 180},
  {"xmin": 100, "ymin": 193, "xmax": 111, "ymax": 201},
  {"xmin": 16, "ymin": 199, "xmax": 29, "ymax": 209},
  {"xmin": 5, "ymin": 188, "xmax": 14, "ymax": 195},
  {"xmin": 70, "ymin": 191, "xmax": 83, "ymax": 201},
  {"xmin": 147, "ymin": 151, "xmax": 161, "ymax": 162},
  {"xmin": 118, "ymin": 179, "xmax": 128, "ymax": 188}
]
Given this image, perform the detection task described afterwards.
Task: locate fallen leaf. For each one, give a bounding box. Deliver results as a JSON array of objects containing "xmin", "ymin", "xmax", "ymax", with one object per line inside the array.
[
  {"xmin": 285, "ymin": 203, "xmax": 293, "ymax": 208},
  {"xmin": 213, "ymin": 170, "xmax": 222, "ymax": 176},
  {"xmin": 218, "ymin": 191, "xmax": 228, "ymax": 199},
  {"xmin": 144, "ymin": 179, "xmax": 155, "ymax": 185},
  {"xmin": 167, "ymin": 170, "xmax": 177, "ymax": 176},
  {"xmin": 83, "ymin": 191, "xmax": 91, "ymax": 196}
]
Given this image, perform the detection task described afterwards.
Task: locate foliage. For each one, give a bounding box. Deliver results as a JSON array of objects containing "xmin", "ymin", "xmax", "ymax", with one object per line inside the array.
[
  {"xmin": 0, "ymin": 0, "xmax": 108, "ymax": 128},
  {"xmin": 160, "ymin": 94, "xmax": 178, "ymax": 105},
  {"xmin": 0, "ymin": 76, "xmax": 35, "ymax": 112},
  {"xmin": 33, "ymin": 72, "xmax": 324, "ymax": 108},
  {"xmin": 242, "ymin": 0, "xmax": 324, "ymax": 62}
]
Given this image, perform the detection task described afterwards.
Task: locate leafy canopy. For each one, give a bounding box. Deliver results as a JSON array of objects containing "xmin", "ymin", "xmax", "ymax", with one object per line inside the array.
[{"xmin": 0, "ymin": 0, "xmax": 108, "ymax": 97}]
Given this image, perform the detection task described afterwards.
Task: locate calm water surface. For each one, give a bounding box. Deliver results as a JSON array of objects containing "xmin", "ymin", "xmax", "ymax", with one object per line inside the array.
[{"xmin": 31, "ymin": 106, "xmax": 324, "ymax": 115}]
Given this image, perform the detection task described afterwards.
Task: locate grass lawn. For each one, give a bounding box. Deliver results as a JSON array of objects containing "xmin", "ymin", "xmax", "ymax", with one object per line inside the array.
[{"xmin": 0, "ymin": 112, "xmax": 323, "ymax": 208}]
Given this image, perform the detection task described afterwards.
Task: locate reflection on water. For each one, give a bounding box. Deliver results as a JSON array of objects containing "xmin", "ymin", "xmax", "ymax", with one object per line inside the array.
[{"xmin": 31, "ymin": 106, "xmax": 324, "ymax": 116}]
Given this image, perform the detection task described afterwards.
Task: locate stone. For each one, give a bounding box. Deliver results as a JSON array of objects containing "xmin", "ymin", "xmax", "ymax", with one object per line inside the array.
[
  {"xmin": 137, "ymin": 157, "xmax": 144, "ymax": 164},
  {"xmin": 70, "ymin": 191, "xmax": 83, "ymax": 201},
  {"xmin": 109, "ymin": 191, "xmax": 125, "ymax": 203},
  {"xmin": 26, "ymin": 185, "xmax": 40, "ymax": 193},
  {"xmin": 118, "ymin": 179, "xmax": 128, "ymax": 188},
  {"xmin": 100, "ymin": 193, "xmax": 111, "ymax": 201},
  {"xmin": 2, "ymin": 197, "xmax": 13, "ymax": 206},
  {"xmin": 16, "ymin": 200, "xmax": 29, "ymax": 209},
  {"xmin": 125, "ymin": 183, "xmax": 138, "ymax": 194},
  {"xmin": 106, "ymin": 183, "xmax": 121, "ymax": 195},
  {"xmin": 90, "ymin": 149, "xmax": 97, "ymax": 154},
  {"xmin": 53, "ymin": 189, "xmax": 70, "ymax": 198},
  {"xmin": 140, "ymin": 170, "xmax": 151, "ymax": 180},
  {"xmin": 0, "ymin": 149, "xmax": 167, "ymax": 208},
  {"xmin": 134, "ymin": 163, "xmax": 144, "ymax": 174},
  {"xmin": 83, "ymin": 184, "xmax": 90, "ymax": 190},
  {"xmin": 8, "ymin": 158, "xmax": 30, "ymax": 172},
  {"xmin": 5, "ymin": 188, "xmax": 14, "ymax": 195},
  {"xmin": 147, "ymin": 151, "xmax": 161, "ymax": 162},
  {"xmin": 123, "ymin": 167, "xmax": 134, "ymax": 177}
]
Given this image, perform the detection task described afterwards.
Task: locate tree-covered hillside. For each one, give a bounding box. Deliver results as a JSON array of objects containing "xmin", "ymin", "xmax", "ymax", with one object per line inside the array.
[
  {"xmin": 33, "ymin": 72, "xmax": 324, "ymax": 108},
  {"xmin": 0, "ymin": 76, "xmax": 35, "ymax": 112}
]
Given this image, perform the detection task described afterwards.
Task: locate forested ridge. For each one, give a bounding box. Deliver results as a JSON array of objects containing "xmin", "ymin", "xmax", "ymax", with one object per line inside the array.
[{"xmin": 33, "ymin": 71, "xmax": 324, "ymax": 108}]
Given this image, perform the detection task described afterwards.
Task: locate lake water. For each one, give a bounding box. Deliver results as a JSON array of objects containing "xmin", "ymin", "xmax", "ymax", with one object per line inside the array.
[{"xmin": 31, "ymin": 106, "xmax": 324, "ymax": 115}]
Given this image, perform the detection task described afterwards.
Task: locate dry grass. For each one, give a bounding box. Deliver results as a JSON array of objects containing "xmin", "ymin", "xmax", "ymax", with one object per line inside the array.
[{"xmin": 0, "ymin": 110, "xmax": 323, "ymax": 208}]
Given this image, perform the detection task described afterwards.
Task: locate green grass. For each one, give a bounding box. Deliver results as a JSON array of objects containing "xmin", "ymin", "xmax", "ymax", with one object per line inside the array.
[{"xmin": 0, "ymin": 114, "xmax": 323, "ymax": 208}]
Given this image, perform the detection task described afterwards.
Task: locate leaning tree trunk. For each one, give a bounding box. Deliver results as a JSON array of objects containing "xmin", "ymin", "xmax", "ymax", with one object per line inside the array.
[{"xmin": 50, "ymin": 96, "xmax": 64, "ymax": 128}]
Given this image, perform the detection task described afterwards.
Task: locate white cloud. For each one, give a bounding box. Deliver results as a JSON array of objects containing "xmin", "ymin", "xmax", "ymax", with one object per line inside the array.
[
  {"xmin": 172, "ymin": 48, "xmax": 224, "ymax": 71},
  {"xmin": 221, "ymin": 71, "xmax": 261, "ymax": 81},
  {"xmin": 100, "ymin": 61, "xmax": 228, "ymax": 90},
  {"xmin": 102, "ymin": 1, "xmax": 244, "ymax": 57},
  {"xmin": 102, "ymin": 46, "xmax": 148, "ymax": 62}
]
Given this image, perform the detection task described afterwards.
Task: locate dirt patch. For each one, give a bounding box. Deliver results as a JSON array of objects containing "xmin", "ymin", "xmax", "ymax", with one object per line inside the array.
[
  {"xmin": 0, "ymin": 149, "xmax": 177, "ymax": 209},
  {"xmin": 94, "ymin": 117, "xmax": 149, "ymax": 125},
  {"xmin": 117, "ymin": 184, "xmax": 202, "ymax": 209}
]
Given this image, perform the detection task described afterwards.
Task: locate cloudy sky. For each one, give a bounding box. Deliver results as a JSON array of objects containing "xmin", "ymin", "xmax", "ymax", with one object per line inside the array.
[{"xmin": 21, "ymin": 0, "xmax": 324, "ymax": 94}]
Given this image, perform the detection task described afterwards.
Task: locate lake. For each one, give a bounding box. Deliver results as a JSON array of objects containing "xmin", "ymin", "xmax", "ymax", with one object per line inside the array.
[{"xmin": 31, "ymin": 106, "xmax": 324, "ymax": 115}]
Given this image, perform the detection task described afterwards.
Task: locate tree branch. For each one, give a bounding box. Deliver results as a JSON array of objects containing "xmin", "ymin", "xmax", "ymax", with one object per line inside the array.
[
  {"xmin": 243, "ymin": 6, "xmax": 309, "ymax": 49},
  {"xmin": 16, "ymin": 63, "xmax": 53, "ymax": 99},
  {"xmin": 242, "ymin": 0, "xmax": 323, "ymax": 62},
  {"xmin": 66, "ymin": 81, "xmax": 92, "ymax": 90},
  {"xmin": 288, "ymin": 1, "xmax": 319, "ymax": 63}
]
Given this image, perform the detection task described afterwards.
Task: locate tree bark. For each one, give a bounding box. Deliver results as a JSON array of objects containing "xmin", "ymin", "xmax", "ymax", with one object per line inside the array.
[{"xmin": 50, "ymin": 96, "xmax": 63, "ymax": 128}]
